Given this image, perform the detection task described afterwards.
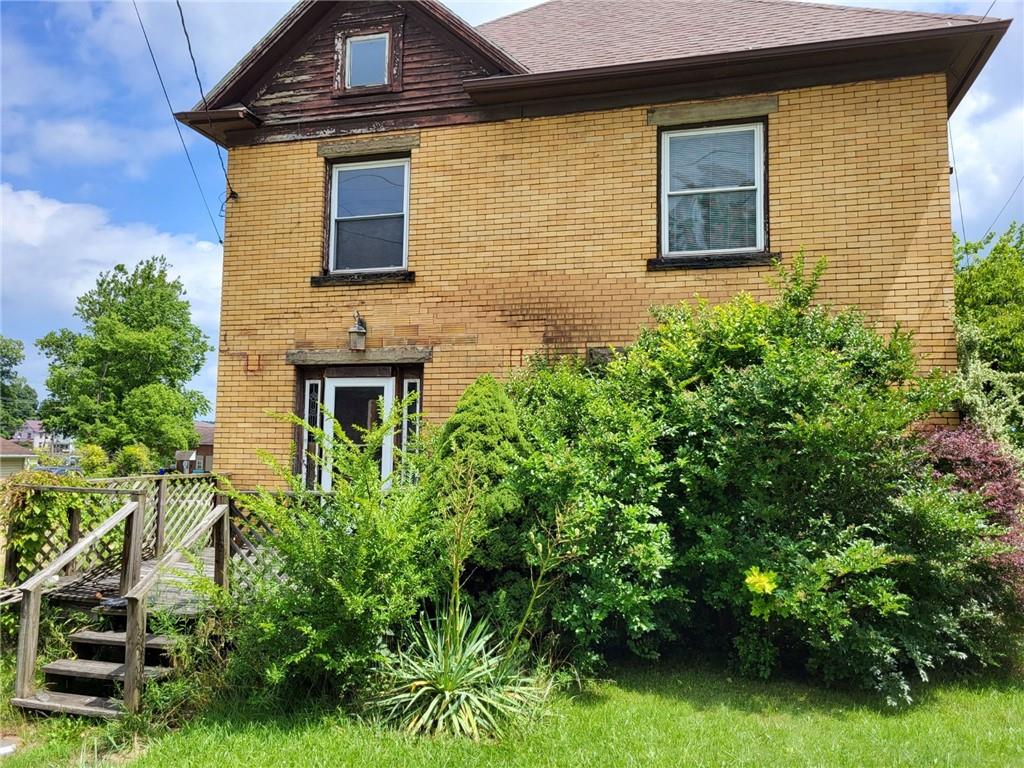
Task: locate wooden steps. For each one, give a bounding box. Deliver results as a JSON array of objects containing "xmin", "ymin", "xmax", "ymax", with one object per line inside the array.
[
  {"xmin": 11, "ymin": 691, "xmax": 122, "ymax": 719},
  {"xmin": 43, "ymin": 658, "xmax": 172, "ymax": 682},
  {"xmin": 12, "ymin": 624, "xmax": 175, "ymax": 719},
  {"xmin": 69, "ymin": 630, "xmax": 173, "ymax": 651}
]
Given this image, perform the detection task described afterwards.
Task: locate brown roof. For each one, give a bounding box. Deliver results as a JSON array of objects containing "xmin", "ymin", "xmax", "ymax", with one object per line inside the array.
[
  {"xmin": 479, "ymin": 0, "xmax": 994, "ymax": 73},
  {"xmin": 194, "ymin": 421, "xmax": 215, "ymax": 447},
  {"xmin": 0, "ymin": 438, "xmax": 35, "ymax": 458}
]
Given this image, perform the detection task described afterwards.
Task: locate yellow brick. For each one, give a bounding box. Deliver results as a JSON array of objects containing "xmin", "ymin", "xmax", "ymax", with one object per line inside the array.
[{"xmin": 217, "ymin": 74, "xmax": 954, "ymax": 488}]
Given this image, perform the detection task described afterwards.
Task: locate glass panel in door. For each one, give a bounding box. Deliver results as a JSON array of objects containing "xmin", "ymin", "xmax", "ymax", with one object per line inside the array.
[{"xmin": 322, "ymin": 377, "xmax": 394, "ymax": 489}]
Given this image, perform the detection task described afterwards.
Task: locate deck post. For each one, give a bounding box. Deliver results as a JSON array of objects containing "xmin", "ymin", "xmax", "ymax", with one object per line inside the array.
[
  {"xmin": 14, "ymin": 586, "xmax": 42, "ymax": 698},
  {"xmin": 123, "ymin": 595, "xmax": 146, "ymax": 714},
  {"xmin": 64, "ymin": 506, "xmax": 81, "ymax": 576},
  {"xmin": 213, "ymin": 506, "xmax": 230, "ymax": 591},
  {"xmin": 154, "ymin": 476, "xmax": 168, "ymax": 555},
  {"xmin": 120, "ymin": 493, "xmax": 145, "ymax": 595}
]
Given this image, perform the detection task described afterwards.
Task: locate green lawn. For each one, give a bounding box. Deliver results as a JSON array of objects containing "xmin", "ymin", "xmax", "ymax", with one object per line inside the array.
[{"xmin": 7, "ymin": 660, "xmax": 1020, "ymax": 768}]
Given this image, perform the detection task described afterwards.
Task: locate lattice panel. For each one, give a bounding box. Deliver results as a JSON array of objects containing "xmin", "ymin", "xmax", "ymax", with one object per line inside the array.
[
  {"xmin": 228, "ymin": 500, "xmax": 278, "ymax": 592},
  {"xmin": 163, "ymin": 476, "xmax": 218, "ymax": 551}
]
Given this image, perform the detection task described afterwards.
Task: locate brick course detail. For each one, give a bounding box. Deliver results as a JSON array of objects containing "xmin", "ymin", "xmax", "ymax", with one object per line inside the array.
[{"xmin": 217, "ymin": 74, "xmax": 953, "ymax": 488}]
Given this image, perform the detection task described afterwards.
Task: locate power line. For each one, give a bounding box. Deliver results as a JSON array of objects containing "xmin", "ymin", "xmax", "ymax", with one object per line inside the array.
[
  {"xmin": 983, "ymin": 174, "xmax": 1024, "ymax": 238},
  {"xmin": 131, "ymin": 0, "xmax": 223, "ymax": 244},
  {"xmin": 948, "ymin": 129, "xmax": 968, "ymax": 244},
  {"xmin": 979, "ymin": 0, "xmax": 998, "ymax": 22},
  {"xmin": 175, "ymin": 0, "xmax": 236, "ymax": 201}
]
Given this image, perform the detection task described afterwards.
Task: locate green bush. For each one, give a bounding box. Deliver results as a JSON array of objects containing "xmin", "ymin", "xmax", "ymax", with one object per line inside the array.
[
  {"xmin": 506, "ymin": 360, "xmax": 676, "ymax": 662},
  {"xmin": 110, "ymin": 443, "xmax": 154, "ymax": 476},
  {"xmin": 225, "ymin": 403, "xmax": 431, "ymax": 701},
  {"xmin": 606, "ymin": 255, "xmax": 1018, "ymax": 704}
]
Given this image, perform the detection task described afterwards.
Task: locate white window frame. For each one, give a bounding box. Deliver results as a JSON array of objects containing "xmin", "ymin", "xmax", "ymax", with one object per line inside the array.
[
  {"xmin": 328, "ymin": 158, "xmax": 410, "ymax": 274},
  {"xmin": 345, "ymin": 32, "xmax": 390, "ymax": 88},
  {"xmin": 300, "ymin": 379, "xmax": 321, "ymax": 487},
  {"xmin": 321, "ymin": 376, "xmax": 395, "ymax": 490},
  {"xmin": 401, "ymin": 377, "xmax": 421, "ymax": 450},
  {"xmin": 660, "ymin": 123, "xmax": 765, "ymax": 257}
]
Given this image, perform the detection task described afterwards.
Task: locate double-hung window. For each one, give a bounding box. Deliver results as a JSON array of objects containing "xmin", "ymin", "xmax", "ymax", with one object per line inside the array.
[
  {"xmin": 661, "ymin": 123, "xmax": 764, "ymax": 256},
  {"xmin": 329, "ymin": 158, "xmax": 410, "ymax": 273}
]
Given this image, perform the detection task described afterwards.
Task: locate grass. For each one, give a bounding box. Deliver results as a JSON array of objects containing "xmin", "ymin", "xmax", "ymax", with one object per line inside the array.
[{"xmin": 4, "ymin": 659, "xmax": 1017, "ymax": 768}]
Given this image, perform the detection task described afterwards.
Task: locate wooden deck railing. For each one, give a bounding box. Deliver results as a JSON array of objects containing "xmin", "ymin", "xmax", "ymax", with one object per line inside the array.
[
  {"xmin": 122, "ymin": 502, "xmax": 229, "ymax": 712},
  {"xmin": 13, "ymin": 491, "xmax": 145, "ymax": 700}
]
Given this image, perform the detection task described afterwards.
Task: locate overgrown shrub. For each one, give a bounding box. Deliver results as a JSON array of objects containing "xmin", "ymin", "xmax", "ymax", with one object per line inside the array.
[
  {"xmin": 605, "ymin": 255, "xmax": 1018, "ymax": 704},
  {"xmin": 224, "ymin": 404, "xmax": 431, "ymax": 701},
  {"xmin": 506, "ymin": 360, "xmax": 676, "ymax": 662}
]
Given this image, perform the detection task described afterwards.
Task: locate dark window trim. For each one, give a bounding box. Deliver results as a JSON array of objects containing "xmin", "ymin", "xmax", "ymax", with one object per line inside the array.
[
  {"xmin": 656, "ymin": 115, "xmax": 771, "ymax": 268},
  {"xmin": 311, "ymin": 270, "xmax": 415, "ymax": 287},
  {"xmin": 647, "ymin": 252, "xmax": 779, "ymax": 270},
  {"xmin": 333, "ymin": 18, "xmax": 405, "ymax": 97}
]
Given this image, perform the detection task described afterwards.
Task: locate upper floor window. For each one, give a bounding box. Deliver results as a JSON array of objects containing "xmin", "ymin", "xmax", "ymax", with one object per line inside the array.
[
  {"xmin": 329, "ymin": 158, "xmax": 409, "ymax": 273},
  {"xmin": 661, "ymin": 123, "xmax": 764, "ymax": 256},
  {"xmin": 345, "ymin": 33, "xmax": 389, "ymax": 88}
]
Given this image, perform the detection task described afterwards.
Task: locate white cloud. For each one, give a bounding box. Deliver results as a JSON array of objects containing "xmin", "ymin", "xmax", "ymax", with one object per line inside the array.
[
  {"xmin": 950, "ymin": 88, "xmax": 1024, "ymax": 238},
  {"xmin": 0, "ymin": 184, "xmax": 222, "ymax": 414}
]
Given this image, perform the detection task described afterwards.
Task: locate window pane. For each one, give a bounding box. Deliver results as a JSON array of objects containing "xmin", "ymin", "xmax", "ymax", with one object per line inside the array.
[
  {"xmin": 335, "ymin": 215, "xmax": 404, "ymax": 270},
  {"xmin": 668, "ymin": 130, "xmax": 756, "ymax": 191},
  {"xmin": 337, "ymin": 164, "xmax": 404, "ymax": 217},
  {"xmin": 668, "ymin": 190, "xmax": 757, "ymax": 252},
  {"xmin": 348, "ymin": 36, "xmax": 387, "ymax": 87}
]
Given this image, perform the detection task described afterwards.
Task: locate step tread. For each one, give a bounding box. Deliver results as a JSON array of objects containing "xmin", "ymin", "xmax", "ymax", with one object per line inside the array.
[
  {"xmin": 42, "ymin": 658, "xmax": 172, "ymax": 681},
  {"xmin": 12, "ymin": 691, "xmax": 123, "ymax": 719},
  {"xmin": 69, "ymin": 630, "xmax": 174, "ymax": 650}
]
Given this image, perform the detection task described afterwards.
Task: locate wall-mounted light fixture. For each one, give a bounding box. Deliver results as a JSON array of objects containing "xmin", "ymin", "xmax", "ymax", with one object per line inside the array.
[{"xmin": 348, "ymin": 310, "xmax": 367, "ymax": 351}]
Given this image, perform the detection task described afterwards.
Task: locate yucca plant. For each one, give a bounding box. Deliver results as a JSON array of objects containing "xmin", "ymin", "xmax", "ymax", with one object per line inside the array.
[{"xmin": 370, "ymin": 605, "xmax": 549, "ymax": 740}]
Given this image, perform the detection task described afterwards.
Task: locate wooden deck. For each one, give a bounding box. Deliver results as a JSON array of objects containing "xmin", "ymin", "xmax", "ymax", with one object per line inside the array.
[{"xmin": 46, "ymin": 548, "xmax": 216, "ymax": 616}]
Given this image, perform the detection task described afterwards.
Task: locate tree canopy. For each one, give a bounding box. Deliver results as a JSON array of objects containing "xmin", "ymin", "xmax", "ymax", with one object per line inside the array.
[
  {"xmin": 0, "ymin": 335, "xmax": 38, "ymax": 438},
  {"xmin": 37, "ymin": 256, "xmax": 211, "ymax": 463},
  {"xmin": 955, "ymin": 222, "xmax": 1024, "ymax": 375}
]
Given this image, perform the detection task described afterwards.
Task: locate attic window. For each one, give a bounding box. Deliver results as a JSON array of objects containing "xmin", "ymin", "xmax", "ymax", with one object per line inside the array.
[
  {"xmin": 334, "ymin": 21, "xmax": 404, "ymax": 95},
  {"xmin": 346, "ymin": 33, "xmax": 389, "ymax": 88}
]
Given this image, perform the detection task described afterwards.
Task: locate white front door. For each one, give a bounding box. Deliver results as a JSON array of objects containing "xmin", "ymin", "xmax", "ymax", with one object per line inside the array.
[{"xmin": 321, "ymin": 376, "xmax": 395, "ymax": 490}]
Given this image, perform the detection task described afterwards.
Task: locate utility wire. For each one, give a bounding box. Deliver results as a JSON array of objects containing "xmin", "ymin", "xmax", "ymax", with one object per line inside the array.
[
  {"xmin": 948, "ymin": 129, "xmax": 968, "ymax": 244},
  {"xmin": 983, "ymin": 173, "xmax": 1024, "ymax": 238},
  {"xmin": 131, "ymin": 0, "xmax": 223, "ymax": 244},
  {"xmin": 979, "ymin": 0, "xmax": 998, "ymax": 22},
  {"xmin": 175, "ymin": 0, "xmax": 236, "ymax": 201}
]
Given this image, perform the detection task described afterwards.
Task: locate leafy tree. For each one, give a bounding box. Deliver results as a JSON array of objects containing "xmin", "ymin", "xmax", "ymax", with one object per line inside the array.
[
  {"xmin": 955, "ymin": 223, "xmax": 1024, "ymax": 374},
  {"xmin": 0, "ymin": 335, "xmax": 38, "ymax": 438},
  {"xmin": 36, "ymin": 256, "xmax": 211, "ymax": 463}
]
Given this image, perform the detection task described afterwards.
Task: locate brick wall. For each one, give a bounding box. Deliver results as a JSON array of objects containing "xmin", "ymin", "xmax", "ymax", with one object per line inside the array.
[{"xmin": 217, "ymin": 73, "xmax": 953, "ymax": 488}]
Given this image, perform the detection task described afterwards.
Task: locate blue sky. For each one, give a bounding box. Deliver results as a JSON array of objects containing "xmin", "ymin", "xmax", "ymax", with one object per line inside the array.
[{"xmin": 2, "ymin": 0, "xmax": 1022, "ymax": 418}]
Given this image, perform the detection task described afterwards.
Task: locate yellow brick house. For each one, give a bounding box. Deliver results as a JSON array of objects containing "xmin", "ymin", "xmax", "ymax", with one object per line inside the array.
[{"xmin": 177, "ymin": 0, "xmax": 1009, "ymax": 489}]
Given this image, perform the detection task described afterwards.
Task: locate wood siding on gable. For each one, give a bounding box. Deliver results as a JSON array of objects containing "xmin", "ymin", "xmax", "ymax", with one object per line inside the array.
[{"xmin": 246, "ymin": 2, "xmax": 496, "ymax": 127}]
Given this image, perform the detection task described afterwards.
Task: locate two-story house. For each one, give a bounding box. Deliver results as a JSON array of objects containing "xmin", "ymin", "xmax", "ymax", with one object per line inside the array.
[{"xmin": 177, "ymin": 0, "xmax": 1009, "ymax": 489}]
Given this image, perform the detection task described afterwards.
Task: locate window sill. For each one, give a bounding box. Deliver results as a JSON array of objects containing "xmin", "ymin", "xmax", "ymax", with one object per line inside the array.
[
  {"xmin": 647, "ymin": 252, "xmax": 779, "ymax": 270},
  {"xmin": 310, "ymin": 271, "xmax": 415, "ymax": 287}
]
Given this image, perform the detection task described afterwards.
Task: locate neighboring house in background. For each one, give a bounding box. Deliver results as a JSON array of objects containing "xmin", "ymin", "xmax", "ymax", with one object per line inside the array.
[
  {"xmin": 176, "ymin": 0, "xmax": 1009, "ymax": 489},
  {"xmin": 0, "ymin": 438, "xmax": 36, "ymax": 479},
  {"xmin": 176, "ymin": 421, "xmax": 215, "ymax": 474},
  {"xmin": 10, "ymin": 420, "xmax": 74, "ymax": 456}
]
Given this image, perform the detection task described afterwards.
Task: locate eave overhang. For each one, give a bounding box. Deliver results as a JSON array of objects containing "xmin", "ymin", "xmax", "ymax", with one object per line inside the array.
[
  {"xmin": 174, "ymin": 105, "xmax": 262, "ymax": 145},
  {"xmin": 463, "ymin": 20, "xmax": 1010, "ymax": 116}
]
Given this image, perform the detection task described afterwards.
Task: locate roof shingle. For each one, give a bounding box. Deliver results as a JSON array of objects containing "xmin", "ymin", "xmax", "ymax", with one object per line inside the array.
[{"xmin": 478, "ymin": 0, "xmax": 992, "ymax": 74}]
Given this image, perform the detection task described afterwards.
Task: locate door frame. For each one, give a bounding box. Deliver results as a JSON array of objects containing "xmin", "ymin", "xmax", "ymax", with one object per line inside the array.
[{"xmin": 321, "ymin": 376, "xmax": 395, "ymax": 490}]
